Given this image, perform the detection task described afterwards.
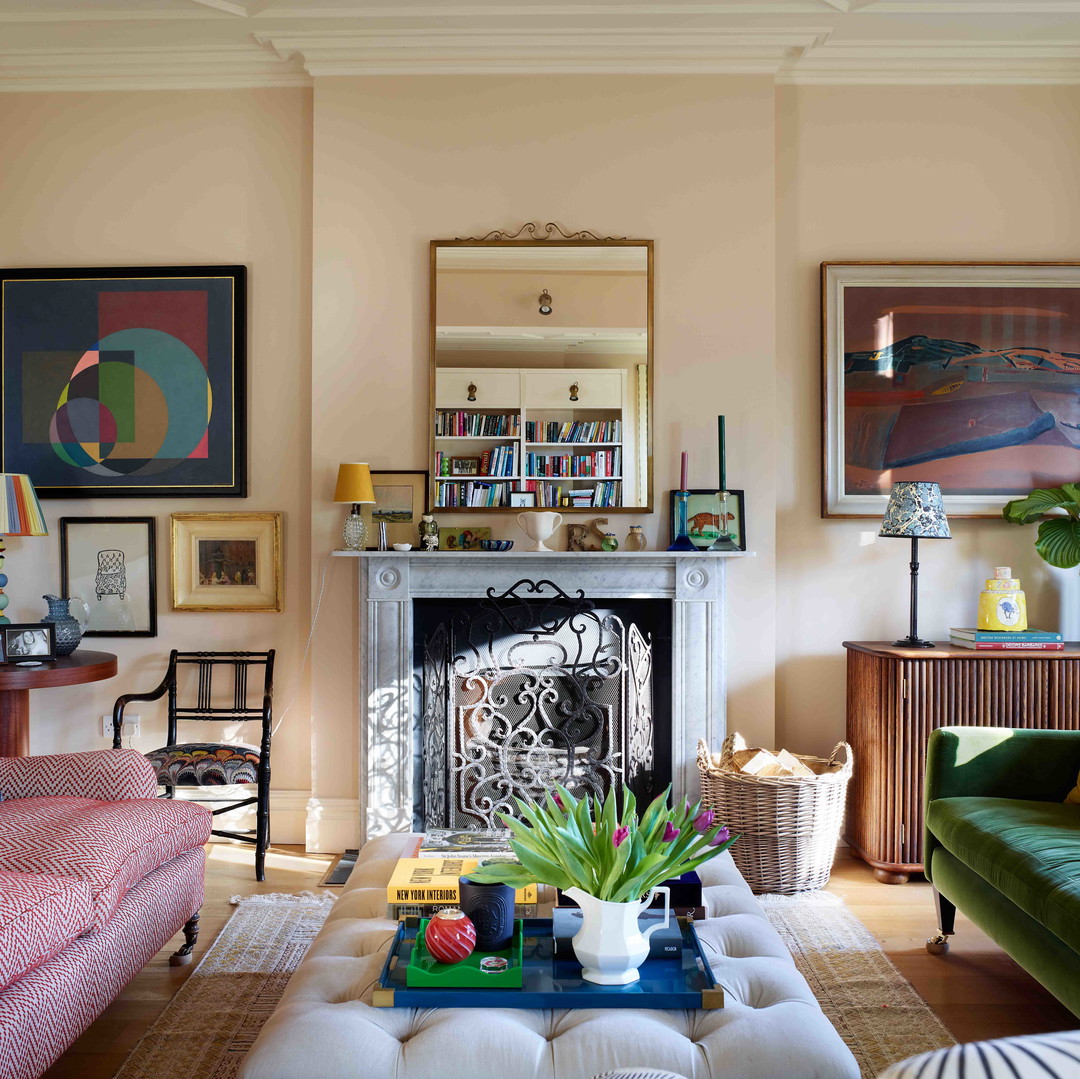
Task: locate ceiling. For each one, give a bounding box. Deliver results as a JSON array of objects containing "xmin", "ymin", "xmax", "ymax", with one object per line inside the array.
[{"xmin": 1, "ymin": 0, "xmax": 1079, "ymax": 90}]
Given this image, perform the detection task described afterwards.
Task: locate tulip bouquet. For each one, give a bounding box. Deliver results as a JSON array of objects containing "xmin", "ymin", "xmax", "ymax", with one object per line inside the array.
[{"xmin": 466, "ymin": 783, "xmax": 737, "ymax": 903}]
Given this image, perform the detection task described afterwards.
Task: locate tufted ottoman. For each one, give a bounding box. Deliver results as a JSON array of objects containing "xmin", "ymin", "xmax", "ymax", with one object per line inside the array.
[{"xmin": 239, "ymin": 834, "xmax": 859, "ymax": 1079}]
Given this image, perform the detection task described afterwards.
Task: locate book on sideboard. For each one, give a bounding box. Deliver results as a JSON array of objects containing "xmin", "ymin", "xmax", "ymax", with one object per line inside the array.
[
  {"xmin": 950, "ymin": 627, "xmax": 1062, "ymax": 642},
  {"xmin": 949, "ymin": 637, "xmax": 1065, "ymax": 651}
]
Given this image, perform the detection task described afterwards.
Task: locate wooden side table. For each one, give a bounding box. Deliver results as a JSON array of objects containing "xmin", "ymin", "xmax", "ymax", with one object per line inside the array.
[
  {"xmin": 0, "ymin": 650, "xmax": 118, "ymax": 756},
  {"xmin": 843, "ymin": 640, "xmax": 1080, "ymax": 883}
]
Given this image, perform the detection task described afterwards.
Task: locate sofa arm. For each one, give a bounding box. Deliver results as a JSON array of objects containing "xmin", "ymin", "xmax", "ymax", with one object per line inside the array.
[{"xmin": 0, "ymin": 750, "xmax": 157, "ymax": 801}]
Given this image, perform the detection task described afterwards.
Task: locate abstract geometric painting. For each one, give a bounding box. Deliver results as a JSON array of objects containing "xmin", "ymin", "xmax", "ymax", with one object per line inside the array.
[
  {"xmin": 1, "ymin": 266, "xmax": 246, "ymax": 497},
  {"xmin": 822, "ymin": 262, "xmax": 1080, "ymax": 517}
]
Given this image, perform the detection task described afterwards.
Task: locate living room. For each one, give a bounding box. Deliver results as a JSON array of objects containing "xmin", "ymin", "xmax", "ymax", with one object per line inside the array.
[{"xmin": 1, "ymin": 1, "xmax": 1079, "ymax": 1077}]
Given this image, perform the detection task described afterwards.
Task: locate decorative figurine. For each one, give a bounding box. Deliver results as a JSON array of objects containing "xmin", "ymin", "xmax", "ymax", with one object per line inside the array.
[
  {"xmin": 567, "ymin": 524, "xmax": 589, "ymax": 552},
  {"xmin": 625, "ymin": 525, "xmax": 647, "ymax": 552},
  {"xmin": 424, "ymin": 908, "xmax": 477, "ymax": 964},
  {"xmin": 419, "ymin": 514, "xmax": 439, "ymax": 552}
]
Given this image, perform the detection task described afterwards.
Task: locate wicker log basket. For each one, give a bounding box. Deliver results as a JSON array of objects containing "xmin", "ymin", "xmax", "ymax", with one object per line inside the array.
[{"xmin": 696, "ymin": 735, "xmax": 853, "ymax": 894}]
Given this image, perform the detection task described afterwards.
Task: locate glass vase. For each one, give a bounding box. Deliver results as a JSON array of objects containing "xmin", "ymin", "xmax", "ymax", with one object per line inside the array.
[{"xmin": 667, "ymin": 490, "xmax": 698, "ymax": 552}]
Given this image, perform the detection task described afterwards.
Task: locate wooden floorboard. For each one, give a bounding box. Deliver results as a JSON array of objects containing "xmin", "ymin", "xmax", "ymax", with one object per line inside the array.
[{"xmin": 41, "ymin": 846, "xmax": 1076, "ymax": 1078}]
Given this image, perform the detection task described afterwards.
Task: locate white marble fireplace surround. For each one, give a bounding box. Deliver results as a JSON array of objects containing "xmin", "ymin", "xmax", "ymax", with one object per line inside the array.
[{"xmin": 334, "ymin": 550, "xmax": 747, "ymax": 844}]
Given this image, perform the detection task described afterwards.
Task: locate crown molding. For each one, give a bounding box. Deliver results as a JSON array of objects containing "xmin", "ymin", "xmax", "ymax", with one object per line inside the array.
[{"xmin": 188, "ymin": 0, "xmax": 249, "ymax": 16}]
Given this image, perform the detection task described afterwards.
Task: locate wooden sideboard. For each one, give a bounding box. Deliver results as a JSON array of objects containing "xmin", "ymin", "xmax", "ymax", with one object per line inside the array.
[{"xmin": 843, "ymin": 640, "xmax": 1080, "ymax": 884}]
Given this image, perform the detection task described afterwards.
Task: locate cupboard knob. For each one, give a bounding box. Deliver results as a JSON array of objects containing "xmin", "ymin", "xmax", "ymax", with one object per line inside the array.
[
  {"xmin": 569, "ymin": 382, "xmax": 579, "ymax": 402},
  {"xmin": 467, "ymin": 383, "xmax": 477, "ymax": 402}
]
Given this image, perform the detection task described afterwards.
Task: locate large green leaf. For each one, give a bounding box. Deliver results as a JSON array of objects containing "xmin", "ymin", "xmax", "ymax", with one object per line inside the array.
[
  {"xmin": 1003, "ymin": 486, "xmax": 1080, "ymax": 525},
  {"xmin": 1035, "ymin": 517, "xmax": 1080, "ymax": 569}
]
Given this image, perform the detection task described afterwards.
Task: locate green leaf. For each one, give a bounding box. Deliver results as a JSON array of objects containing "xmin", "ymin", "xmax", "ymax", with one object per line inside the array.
[
  {"xmin": 510, "ymin": 845, "xmax": 573, "ymax": 890},
  {"xmin": 1003, "ymin": 486, "xmax": 1079, "ymax": 525},
  {"xmin": 464, "ymin": 862, "xmax": 541, "ymax": 888},
  {"xmin": 1035, "ymin": 516, "xmax": 1080, "ymax": 569}
]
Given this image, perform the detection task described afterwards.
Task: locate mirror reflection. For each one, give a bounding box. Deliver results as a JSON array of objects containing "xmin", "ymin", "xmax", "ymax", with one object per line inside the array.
[{"xmin": 431, "ymin": 241, "xmax": 652, "ymax": 512}]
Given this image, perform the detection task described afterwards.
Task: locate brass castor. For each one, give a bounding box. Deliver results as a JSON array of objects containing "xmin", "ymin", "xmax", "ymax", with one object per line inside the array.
[{"xmin": 926, "ymin": 932, "xmax": 950, "ymax": 956}]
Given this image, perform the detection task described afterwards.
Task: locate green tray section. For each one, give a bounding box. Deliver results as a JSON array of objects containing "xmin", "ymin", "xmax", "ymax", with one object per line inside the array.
[{"xmin": 407, "ymin": 919, "xmax": 523, "ymax": 988}]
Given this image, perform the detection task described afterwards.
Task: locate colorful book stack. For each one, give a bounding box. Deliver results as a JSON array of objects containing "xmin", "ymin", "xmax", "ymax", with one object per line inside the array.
[
  {"xmin": 523, "ymin": 448, "xmax": 621, "ymax": 479},
  {"xmin": 385, "ymin": 856, "xmax": 538, "ymax": 921},
  {"xmin": 435, "ymin": 411, "xmax": 519, "ymax": 437},
  {"xmin": 949, "ymin": 628, "xmax": 1064, "ymax": 650},
  {"xmin": 524, "ymin": 419, "xmax": 622, "ymax": 443},
  {"xmin": 435, "ymin": 481, "xmax": 510, "ymax": 508}
]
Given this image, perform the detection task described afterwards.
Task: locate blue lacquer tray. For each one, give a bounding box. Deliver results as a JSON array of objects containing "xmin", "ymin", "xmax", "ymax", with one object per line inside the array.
[{"xmin": 373, "ymin": 917, "xmax": 723, "ymax": 1010}]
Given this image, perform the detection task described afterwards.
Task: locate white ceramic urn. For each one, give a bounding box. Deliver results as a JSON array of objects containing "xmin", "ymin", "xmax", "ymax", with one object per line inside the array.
[{"xmin": 516, "ymin": 510, "xmax": 562, "ymax": 552}]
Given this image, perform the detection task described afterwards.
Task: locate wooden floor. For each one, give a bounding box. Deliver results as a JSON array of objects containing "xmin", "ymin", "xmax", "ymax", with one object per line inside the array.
[{"xmin": 43, "ymin": 846, "xmax": 1075, "ymax": 1078}]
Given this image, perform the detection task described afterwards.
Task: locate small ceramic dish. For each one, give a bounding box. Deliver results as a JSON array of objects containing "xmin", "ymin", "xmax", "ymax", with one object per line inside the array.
[
  {"xmin": 392, "ymin": 543, "xmax": 413, "ymax": 552},
  {"xmin": 479, "ymin": 539, "xmax": 514, "ymax": 552}
]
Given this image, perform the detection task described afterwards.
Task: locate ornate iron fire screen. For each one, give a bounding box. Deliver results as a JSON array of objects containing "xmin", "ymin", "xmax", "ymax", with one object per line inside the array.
[{"xmin": 421, "ymin": 578, "xmax": 654, "ymax": 829}]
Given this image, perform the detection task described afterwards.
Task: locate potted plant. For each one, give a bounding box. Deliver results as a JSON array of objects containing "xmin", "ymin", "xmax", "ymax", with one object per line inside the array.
[
  {"xmin": 1002, "ymin": 484, "xmax": 1080, "ymax": 569},
  {"xmin": 467, "ymin": 783, "xmax": 736, "ymax": 985}
]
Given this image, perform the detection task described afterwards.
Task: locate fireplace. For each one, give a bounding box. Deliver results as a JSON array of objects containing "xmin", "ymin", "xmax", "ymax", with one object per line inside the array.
[
  {"xmin": 414, "ymin": 580, "xmax": 671, "ymax": 830},
  {"xmin": 342, "ymin": 550, "xmax": 742, "ymax": 844}
]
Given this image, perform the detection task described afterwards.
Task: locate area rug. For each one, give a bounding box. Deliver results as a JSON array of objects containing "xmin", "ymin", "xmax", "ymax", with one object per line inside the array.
[
  {"xmin": 759, "ymin": 891, "xmax": 955, "ymax": 1076},
  {"xmin": 113, "ymin": 890, "xmax": 953, "ymax": 1079}
]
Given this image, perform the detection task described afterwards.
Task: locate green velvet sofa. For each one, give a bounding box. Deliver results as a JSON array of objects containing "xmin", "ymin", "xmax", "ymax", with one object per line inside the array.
[{"xmin": 924, "ymin": 726, "xmax": 1080, "ymax": 1017}]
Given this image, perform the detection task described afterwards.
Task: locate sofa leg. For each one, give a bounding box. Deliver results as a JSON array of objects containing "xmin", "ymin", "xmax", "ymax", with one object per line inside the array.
[
  {"xmin": 926, "ymin": 889, "xmax": 955, "ymax": 956},
  {"xmin": 170, "ymin": 911, "xmax": 200, "ymax": 967}
]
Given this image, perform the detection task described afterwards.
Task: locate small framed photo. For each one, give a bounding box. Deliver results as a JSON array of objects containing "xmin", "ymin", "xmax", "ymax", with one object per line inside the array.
[
  {"xmin": 60, "ymin": 517, "xmax": 157, "ymax": 637},
  {"xmin": 451, "ymin": 457, "xmax": 480, "ymax": 476},
  {"xmin": 363, "ymin": 470, "xmax": 429, "ymax": 547},
  {"xmin": 509, "ymin": 491, "xmax": 536, "ymax": 508},
  {"xmin": 439, "ymin": 527, "xmax": 491, "ymax": 551},
  {"xmin": 670, "ymin": 490, "xmax": 746, "ymax": 551},
  {"xmin": 0, "ymin": 624, "xmax": 55, "ymax": 664},
  {"xmin": 171, "ymin": 512, "xmax": 282, "ymax": 612}
]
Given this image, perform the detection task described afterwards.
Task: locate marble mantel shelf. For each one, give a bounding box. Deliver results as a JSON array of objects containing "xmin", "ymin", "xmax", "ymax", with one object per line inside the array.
[{"xmin": 342, "ymin": 545, "xmax": 745, "ymax": 842}]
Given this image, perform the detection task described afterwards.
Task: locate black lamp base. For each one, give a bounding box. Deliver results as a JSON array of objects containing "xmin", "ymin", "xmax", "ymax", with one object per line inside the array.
[{"xmin": 893, "ymin": 636, "xmax": 936, "ymax": 649}]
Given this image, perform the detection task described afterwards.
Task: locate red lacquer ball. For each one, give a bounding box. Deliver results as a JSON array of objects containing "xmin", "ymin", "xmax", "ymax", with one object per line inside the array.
[{"xmin": 424, "ymin": 908, "xmax": 477, "ymax": 964}]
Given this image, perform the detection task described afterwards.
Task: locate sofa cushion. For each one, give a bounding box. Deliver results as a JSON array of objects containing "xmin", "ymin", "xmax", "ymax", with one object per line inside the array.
[
  {"xmin": 0, "ymin": 869, "xmax": 93, "ymax": 991},
  {"xmin": 0, "ymin": 797, "xmax": 211, "ymax": 929},
  {"xmin": 926, "ymin": 796, "xmax": 1080, "ymax": 954}
]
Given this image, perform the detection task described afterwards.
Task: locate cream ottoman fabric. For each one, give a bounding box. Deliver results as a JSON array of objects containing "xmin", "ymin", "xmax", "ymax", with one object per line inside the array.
[{"xmin": 239, "ymin": 833, "xmax": 858, "ymax": 1079}]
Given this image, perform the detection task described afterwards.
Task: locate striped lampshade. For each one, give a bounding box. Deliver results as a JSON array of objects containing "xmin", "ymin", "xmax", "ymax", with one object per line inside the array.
[{"xmin": 0, "ymin": 475, "xmax": 47, "ymax": 536}]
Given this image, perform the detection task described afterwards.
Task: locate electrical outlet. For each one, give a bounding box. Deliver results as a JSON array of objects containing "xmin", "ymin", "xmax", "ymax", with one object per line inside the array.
[{"xmin": 101, "ymin": 714, "xmax": 140, "ymax": 738}]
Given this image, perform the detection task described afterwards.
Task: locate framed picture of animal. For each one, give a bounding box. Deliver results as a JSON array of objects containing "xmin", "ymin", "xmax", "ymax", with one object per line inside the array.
[{"xmin": 670, "ymin": 490, "xmax": 746, "ymax": 551}]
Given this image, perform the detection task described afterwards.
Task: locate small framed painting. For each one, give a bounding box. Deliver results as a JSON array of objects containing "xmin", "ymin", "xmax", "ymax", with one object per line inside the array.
[
  {"xmin": 670, "ymin": 490, "xmax": 746, "ymax": 551},
  {"xmin": 171, "ymin": 512, "xmax": 282, "ymax": 612},
  {"xmin": 60, "ymin": 516, "xmax": 157, "ymax": 637},
  {"xmin": 439, "ymin": 527, "xmax": 491, "ymax": 551},
  {"xmin": 0, "ymin": 624, "xmax": 55, "ymax": 664},
  {"xmin": 363, "ymin": 470, "xmax": 429, "ymax": 547},
  {"xmin": 510, "ymin": 491, "xmax": 536, "ymax": 508}
]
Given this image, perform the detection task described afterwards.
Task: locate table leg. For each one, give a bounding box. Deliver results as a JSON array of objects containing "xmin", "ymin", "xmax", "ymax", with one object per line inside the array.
[{"xmin": 0, "ymin": 689, "xmax": 30, "ymax": 756}]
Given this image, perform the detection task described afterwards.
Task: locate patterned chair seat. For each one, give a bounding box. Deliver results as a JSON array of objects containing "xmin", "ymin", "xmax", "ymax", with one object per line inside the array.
[{"xmin": 146, "ymin": 743, "xmax": 261, "ymax": 787}]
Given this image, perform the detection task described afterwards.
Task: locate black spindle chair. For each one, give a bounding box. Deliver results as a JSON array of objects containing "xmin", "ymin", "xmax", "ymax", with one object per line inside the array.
[{"xmin": 113, "ymin": 649, "xmax": 275, "ymax": 880}]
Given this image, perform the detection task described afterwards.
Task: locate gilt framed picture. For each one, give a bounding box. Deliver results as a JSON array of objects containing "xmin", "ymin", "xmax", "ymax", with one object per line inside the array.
[
  {"xmin": 823, "ymin": 262, "xmax": 1080, "ymax": 518},
  {"xmin": 171, "ymin": 512, "xmax": 282, "ymax": 612},
  {"xmin": 60, "ymin": 516, "xmax": 157, "ymax": 637},
  {"xmin": 1, "ymin": 266, "xmax": 246, "ymax": 498}
]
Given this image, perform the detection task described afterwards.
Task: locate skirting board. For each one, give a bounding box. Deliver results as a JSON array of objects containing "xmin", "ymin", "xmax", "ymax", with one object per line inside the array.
[
  {"xmin": 172, "ymin": 788, "xmax": 311, "ymax": 847},
  {"xmin": 305, "ymin": 797, "xmax": 361, "ymax": 853}
]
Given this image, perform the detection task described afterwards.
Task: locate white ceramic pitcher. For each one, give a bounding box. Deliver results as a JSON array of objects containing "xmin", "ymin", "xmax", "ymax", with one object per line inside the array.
[
  {"xmin": 561, "ymin": 885, "xmax": 671, "ymax": 985},
  {"xmin": 516, "ymin": 510, "xmax": 562, "ymax": 552}
]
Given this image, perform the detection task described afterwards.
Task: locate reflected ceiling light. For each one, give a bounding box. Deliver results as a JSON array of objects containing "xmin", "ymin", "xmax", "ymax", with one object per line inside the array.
[{"xmin": 538, "ymin": 290, "xmax": 552, "ymax": 316}]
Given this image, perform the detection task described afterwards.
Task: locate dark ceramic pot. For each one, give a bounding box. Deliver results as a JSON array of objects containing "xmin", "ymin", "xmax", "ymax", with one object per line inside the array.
[{"xmin": 458, "ymin": 876, "xmax": 514, "ymax": 952}]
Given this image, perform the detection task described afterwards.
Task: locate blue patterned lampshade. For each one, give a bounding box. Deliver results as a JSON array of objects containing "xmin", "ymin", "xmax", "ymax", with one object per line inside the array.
[{"xmin": 879, "ymin": 482, "xmax": 951, "ymax": 540}]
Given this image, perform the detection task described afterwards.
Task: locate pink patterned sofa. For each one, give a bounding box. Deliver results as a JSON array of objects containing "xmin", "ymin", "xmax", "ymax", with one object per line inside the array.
[{"xmin": 0, "ymin": 750, "xmax": 211, "ymax": 1079}]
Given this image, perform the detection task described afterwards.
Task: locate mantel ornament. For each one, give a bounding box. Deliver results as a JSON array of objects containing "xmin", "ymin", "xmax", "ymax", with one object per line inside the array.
[{"xmin": 455, "ymin": 222, "xmax": 628, "ymax": 242}]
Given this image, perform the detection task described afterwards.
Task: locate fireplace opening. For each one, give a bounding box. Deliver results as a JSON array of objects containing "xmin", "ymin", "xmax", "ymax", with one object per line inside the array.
[{"xmin": 413, "ymin": 579, "xmax": 672, "ymax": 831}]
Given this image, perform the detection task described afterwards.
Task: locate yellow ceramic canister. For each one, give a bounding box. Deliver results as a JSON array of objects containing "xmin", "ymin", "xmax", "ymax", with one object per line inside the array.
[{"xmin": 977, "ymin": 566, "xmax": 1028, "ymax": 631}]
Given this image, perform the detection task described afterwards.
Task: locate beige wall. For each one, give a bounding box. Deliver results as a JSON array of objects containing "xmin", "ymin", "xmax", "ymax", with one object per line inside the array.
[
  {"xmin": 774, "ymin": 85, "xmax": 1080, "ymax": 754},
  {"xmin": 0, "ymin": 89, "xmax": 314, "ymax": 814}
]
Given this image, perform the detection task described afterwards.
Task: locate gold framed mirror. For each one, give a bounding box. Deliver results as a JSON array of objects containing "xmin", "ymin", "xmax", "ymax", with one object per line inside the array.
[{"xmin": 429, "ymin": 224, "xmax": 653, "ymax": 514}]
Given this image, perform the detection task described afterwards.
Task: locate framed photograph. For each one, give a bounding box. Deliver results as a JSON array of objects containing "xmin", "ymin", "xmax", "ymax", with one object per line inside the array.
[
  {"xmin": 510, "ymin": 491, "xmax": 536, "ymax": 508},
  {"xmin": 362, "ymin": 470, "xmax": 429, "ymax": 547},
  {"xmin": 670, "ymin": 490, "xmax": 746, "ymax": 551},
  {"xmin": 451, "ymin": 457, "xmax": 480, "ymax": 476},
  {"xmin": 1, "ymin": 265, "xmax": 246, "ymax": 498},
  {"xmin": 823, "ymin": 262, "xmax": 1080, "ymax": 517},
  {"xmin": 439, "ymin": 527, "xmax": 491, "ymax": 551},
  {"xmin": 0, "ymin": 624, "xmax": 55, "ymax": 664},
  {"xmin": 60, "ymin": 517, "xmax": 157, "ymax": 637},
  {"xmin": 171, "ymin": 512, "xmax": 282, "ymax": 612}
]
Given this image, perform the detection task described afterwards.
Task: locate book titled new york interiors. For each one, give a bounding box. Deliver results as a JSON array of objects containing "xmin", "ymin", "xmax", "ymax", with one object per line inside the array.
[{"xmin": 387, "ymin": 858, "xmax": 537, "ymax": 905}]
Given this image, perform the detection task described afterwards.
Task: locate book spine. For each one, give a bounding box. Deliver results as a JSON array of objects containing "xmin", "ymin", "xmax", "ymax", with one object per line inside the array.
[
  {"xmin": 950, "ymin": 629, "xmax": 1062, "ymax": 641},
  {"xmin": 387, "ymin": 902, "xmax": 537, "ymax": 920},
  {"xmin": 950, "ymin": 639, "xmax": 1065, "ymax": 650}
]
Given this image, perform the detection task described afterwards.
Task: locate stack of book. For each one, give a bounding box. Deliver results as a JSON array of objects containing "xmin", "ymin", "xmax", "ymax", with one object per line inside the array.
[
  {"xmin": 949, "ymin": 628, "xmax": 1064, "ymax": 650},
  {"xmin": 386, "ymin": 857, "xmax": 538, "ymax": 920}
]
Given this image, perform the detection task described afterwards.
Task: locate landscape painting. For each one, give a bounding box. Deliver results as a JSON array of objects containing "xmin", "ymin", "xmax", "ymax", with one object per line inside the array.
[{"xmin": 823, "ymin": 263, "xmax": 1080, "ymax": 517}]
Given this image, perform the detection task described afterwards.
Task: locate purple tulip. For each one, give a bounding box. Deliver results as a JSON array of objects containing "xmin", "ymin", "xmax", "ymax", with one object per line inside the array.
[
  {"xmin": 553, "ymin": 792, "xmax": 564, "ymax": 810},
  {"xmin": 693, "ymin": 809, "xmax": 715, "ymax": 833},
  {"xmin": 709, "ymin": 826, "xmax": 731, "ymax": 847},
  {"xmin": 662, "ymin": 822, "xmax": 680, "ymax": 843},
  {"xmin": 612, "ymin": 825, "xmax": 630, "ymax": 848}
]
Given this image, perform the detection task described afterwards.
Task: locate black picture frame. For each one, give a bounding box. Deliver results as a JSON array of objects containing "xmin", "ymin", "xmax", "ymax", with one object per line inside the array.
[
  {"xmin": 60, "ymin": 516, "xmax": 157, "ymax": 637},
  {"xmin": 669, "ymin": 489, "xmax": 746, "ymax": 551},
  {"xmin": 0, "ymin": 623, "xmax": 56, "ymax": 664},
  {"xmin": 0, "ymin": 265, "xmax": 247, "ymax": 498}
]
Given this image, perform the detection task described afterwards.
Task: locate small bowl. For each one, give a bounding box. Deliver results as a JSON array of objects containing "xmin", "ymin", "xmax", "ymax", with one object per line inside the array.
[
  {"xmin": 480, "ymin": 539, "xmax": 514, "ymax": 552},
  {"xmin": 392, "ymin": 543, "xmax": 413, "ymax": 552}
]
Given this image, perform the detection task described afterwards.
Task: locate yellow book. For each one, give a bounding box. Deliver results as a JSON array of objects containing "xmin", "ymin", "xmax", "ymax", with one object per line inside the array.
[{"xmin": 386, "ymin": 857, "xmax": 537, "ymax": 905}]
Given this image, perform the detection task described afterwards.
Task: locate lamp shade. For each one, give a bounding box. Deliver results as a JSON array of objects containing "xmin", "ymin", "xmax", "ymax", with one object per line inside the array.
[
  {"xmin": 0, "ymin": 474, "xmax": 47, "ymax": 536},
  {"xmin": 879, "ymin": 481, "xmax": 951, "ymax": 539},
  {"xmin": 333, "ymin": 462, "xmax": 376, "ymax": 505}
]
